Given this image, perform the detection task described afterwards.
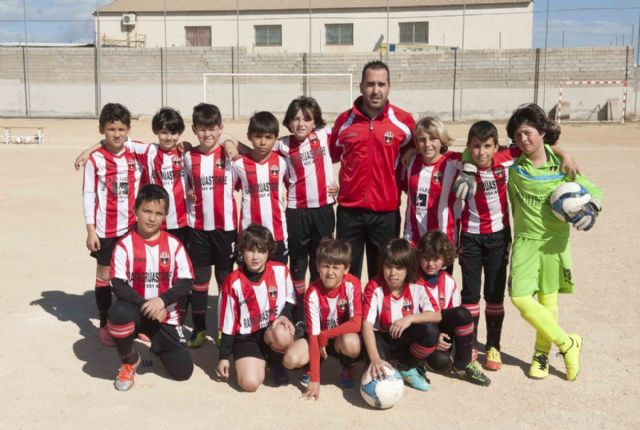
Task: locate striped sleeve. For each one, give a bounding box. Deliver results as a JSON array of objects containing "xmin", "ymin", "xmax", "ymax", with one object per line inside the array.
[
  {"xmin": 110, "ymin": 241, "xmax": 129, "ymax": 281},
  {"xmin": 284, "ymin": 266, "xmax": 296, "ymax": 305},
  {"xmin": 362, "ymin": 281, "xmax": 379, "ymax": 326},
  {"xmin": 219, "ymin": 280, "xmax": 238, "ymax": 335},
  {"xmin": 305, "ymin": 289, "xmax": 322, "ymax": 336},
  {"xmin": 174, "ymin": 242, "xmax": 194, "ymax": 280},
  {"xmin": 82, "ymin": 158, "xmax": 97, "ymax": 224}
]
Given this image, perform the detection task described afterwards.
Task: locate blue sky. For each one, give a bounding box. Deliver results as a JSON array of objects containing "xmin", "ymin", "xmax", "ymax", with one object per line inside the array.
[{"xmin": 1, "ymin": 0, "xmax": 639, "ymax": 50}]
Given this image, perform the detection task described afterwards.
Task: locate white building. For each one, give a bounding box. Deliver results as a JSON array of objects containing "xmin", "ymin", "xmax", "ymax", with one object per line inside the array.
[{"xmin": 95, "ymin": 0, "xmax": 533, "ymax": 52}]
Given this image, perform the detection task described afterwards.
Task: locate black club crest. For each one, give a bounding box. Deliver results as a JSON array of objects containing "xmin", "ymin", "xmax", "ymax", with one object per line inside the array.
[
  {"xmin": 338, "ymin": 298, "xmax": 348, "ymax": 311},
  {"xmin": 384, "ymin": 131, "xmax": 394, "ymax": 144},
  {"xmin": 159, "ymin": 251, "xmax": 169, "ymax": 266},
  {"xmin": 433, "ymin": 171, "xmax": 443, "ymax": 183},
  {"xmin": 402, "ymin": 299, "xmax": 413, "ymax": 312}
]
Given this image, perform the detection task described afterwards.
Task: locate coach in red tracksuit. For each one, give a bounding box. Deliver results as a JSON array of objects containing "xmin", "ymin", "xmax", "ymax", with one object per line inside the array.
[{"xmin": 329, "ymin": 61, "xmax": 415, "ymax": 279}]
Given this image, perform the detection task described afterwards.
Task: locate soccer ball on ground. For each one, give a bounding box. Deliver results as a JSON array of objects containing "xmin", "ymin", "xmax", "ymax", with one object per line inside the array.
[
  {"xmin": 360, "ymin": 365, "xmax": 405, "ymax": 409},
  {"xmin": 549, "ymin": 181, "xmax": 591, "ymax": 222}
]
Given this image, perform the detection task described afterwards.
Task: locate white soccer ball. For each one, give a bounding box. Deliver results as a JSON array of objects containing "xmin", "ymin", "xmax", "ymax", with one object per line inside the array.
[
  {"xmin": 360, "ymin": 365, "xmax": 405, "ymax": 409},
  {"xmin": 549, "ymin": 181, "xmax": 591, "ymax": 222}
]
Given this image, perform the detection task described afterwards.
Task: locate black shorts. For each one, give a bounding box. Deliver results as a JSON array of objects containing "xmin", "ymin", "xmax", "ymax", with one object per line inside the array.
[
  {"xmin": 286, "ymin": 205, "xmax": 335, "ymax": 257},
  {"xmin": 143, "ymin": 320, "xmax": 189, "ymax": 356},
  {"xmin": 90, "ymin": 236, "xmax": 122, "ymax": 266},
  {"xmin": 186, "ymin": 228, "xmax": 236, "ymax": 268},
  {"xmin": 167, "ymin": 227, "xmax": 189, "ymax": 247},
  {"xmin": 233, "ymin": 329, "xmax": 270, "ymax": 360}
]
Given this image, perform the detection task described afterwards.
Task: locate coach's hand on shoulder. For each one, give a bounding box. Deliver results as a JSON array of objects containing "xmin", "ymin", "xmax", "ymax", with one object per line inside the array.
[
  {"xmin": 216, "ymin": 359, "xmax": 230, "ymax": 380},
  {"xmin": 454, "ymin": 163, "xmax": 478, "ymax": 201},
  {"xmin": 303, "ymin": 382, "xmax": 320, "ymax": 400},
  {"xmin": 570, "ymin": 200, "xmax": 601, "ymax": 231}
]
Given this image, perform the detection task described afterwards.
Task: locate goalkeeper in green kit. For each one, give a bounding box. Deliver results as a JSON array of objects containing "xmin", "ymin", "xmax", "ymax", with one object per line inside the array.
[{"xmin": 456, "ymin": 104, "xmax": 602, "ymax": 381}]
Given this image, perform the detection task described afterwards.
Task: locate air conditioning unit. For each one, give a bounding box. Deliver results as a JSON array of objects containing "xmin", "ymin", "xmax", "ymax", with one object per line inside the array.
[{"xmin": 122, "ymin": 13, "xmax": 136, "ymax": 26}]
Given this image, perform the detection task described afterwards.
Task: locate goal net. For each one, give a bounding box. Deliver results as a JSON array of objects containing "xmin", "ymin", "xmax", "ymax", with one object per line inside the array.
[
  {"xmin": 555, "ymin": 80, "xmax": 627, "ymax": 123},
  {"xmin": 203, "ymin": 73, "xmax": 353, "ymax": 120}
]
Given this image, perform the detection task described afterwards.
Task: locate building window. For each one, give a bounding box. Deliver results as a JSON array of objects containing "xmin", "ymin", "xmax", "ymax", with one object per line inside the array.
[
  {"xmin": 326, "ymin": 24, "xmax": 353, "ymax": 45},
  {"xmin": 255, "ymin": 25, "xmax": 282, "ymax": 47},
  {"xmin": 185, "ymin": 26, "xmax": 211, "ymax": 47},
  {"xmin": 399, "ymin": 22, "xmax": 428, "ymax": 44}
]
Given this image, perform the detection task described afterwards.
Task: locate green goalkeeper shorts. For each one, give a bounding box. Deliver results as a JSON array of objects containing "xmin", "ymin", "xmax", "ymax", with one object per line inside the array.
[{"xmin": 509, "ymin": 236, "xmax": 574, "ymax": 297}]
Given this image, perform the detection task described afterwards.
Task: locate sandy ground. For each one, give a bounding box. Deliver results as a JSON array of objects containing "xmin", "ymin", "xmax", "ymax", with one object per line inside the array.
[{"xmin": 1, "ymin": 117, "xmax": 639, "ymax": 430}]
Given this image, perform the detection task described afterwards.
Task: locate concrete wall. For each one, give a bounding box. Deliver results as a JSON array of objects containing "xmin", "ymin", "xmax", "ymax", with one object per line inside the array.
[
  {"xmin": 96, "ymin": 3, "xmax": 533, "ymax": 52},
  {"xmin": 0, "ymin": 46, "xmax": 635, "ymax": 121}
]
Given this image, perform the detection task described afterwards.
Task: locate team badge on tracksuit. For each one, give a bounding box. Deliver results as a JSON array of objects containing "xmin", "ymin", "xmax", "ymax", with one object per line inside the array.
[{"xmin": 384, "ymin": 131, "xmax": 394, "ymax": 144}]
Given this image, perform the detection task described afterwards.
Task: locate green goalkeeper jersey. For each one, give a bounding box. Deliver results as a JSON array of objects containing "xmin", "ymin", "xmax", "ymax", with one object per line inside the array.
[{"xmin": 508, "ymin": 144, "xmax": 603, "ymax": 241}]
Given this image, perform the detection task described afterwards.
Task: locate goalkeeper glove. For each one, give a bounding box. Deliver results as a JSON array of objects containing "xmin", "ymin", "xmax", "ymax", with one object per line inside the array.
[
  {"xmin": 454, "ymin": 163, "xmax": 478, "ymax": 201},
  {"xmin": 569, "ymin": 200, "xmax": 601, "ymax": 231}
]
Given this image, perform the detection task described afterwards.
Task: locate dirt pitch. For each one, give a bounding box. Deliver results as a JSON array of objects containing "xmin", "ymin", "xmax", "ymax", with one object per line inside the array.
[{"xmin": 0, "ymin": 117, "xmax": 638, "ymax": 430}]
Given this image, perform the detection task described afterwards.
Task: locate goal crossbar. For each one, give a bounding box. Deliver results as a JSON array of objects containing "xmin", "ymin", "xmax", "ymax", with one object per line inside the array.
[{"xmin": 556, "ymin": 80, "xmax": 627, "ymax": 124}]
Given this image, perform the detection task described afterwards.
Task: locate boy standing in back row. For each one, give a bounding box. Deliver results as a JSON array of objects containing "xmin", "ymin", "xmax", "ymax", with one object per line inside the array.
[{"xmin": 83, "ymin": 103, "xmax": 143, "ymax": 346}]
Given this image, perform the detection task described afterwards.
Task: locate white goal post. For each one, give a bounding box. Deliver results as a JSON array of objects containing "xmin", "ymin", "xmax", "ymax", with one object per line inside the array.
[
  {"xmin": 202, "ymin": 72, "xmax": 353, "ymax": 119},
  {"xmin": 555, "ymin": 80, "xmax": 627, "ymax": 124}
]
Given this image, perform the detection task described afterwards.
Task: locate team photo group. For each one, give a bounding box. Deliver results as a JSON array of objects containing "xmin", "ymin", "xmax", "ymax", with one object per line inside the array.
[{"xmin": 76, "ymin": 60, "xmax": 603, "ymax": 405}]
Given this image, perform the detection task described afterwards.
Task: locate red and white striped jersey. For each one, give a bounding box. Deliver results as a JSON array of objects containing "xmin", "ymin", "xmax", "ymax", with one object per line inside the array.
[
  {"xmin": 460, "ymin": 147, "xmax": 519, "ymax": 234},
  {"xmin": 218, "ymin": 262, "xmax": 296, "ymax": 335},
  {"xmin": 274, "ymin": 127, "xmax": 335, "ymax": 209},
  {"xmin": 401, "ymin": 152, "xmax": 463, "ymax": 246},
  {"xmin": 83, "ymin": 147, "xmax": 143, "ymax": 238},
  {"xmin": 183, "ymin": 146, "xmax": 237, "ymax": 232},
  {"xmin": 110, "ymin": 230, "xmax": 194, "ymax": 325},
  {"xmin": 417, "ymin": 271, "xmax": 461, "ymax": 312},
  {"xmin": 126, "ymin": 141, "xmax": 188, "ymax": 230},
  {"xmin": 363, "ymin": 276, "xmax": 433, "ymax": 333},
  {"xmin": 305, "ymin": 273, "xmax": 361, "ymax": 336},
  {"xmin": 232, "ymin": 153, "xmax": 289, "ymax": 241}
]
